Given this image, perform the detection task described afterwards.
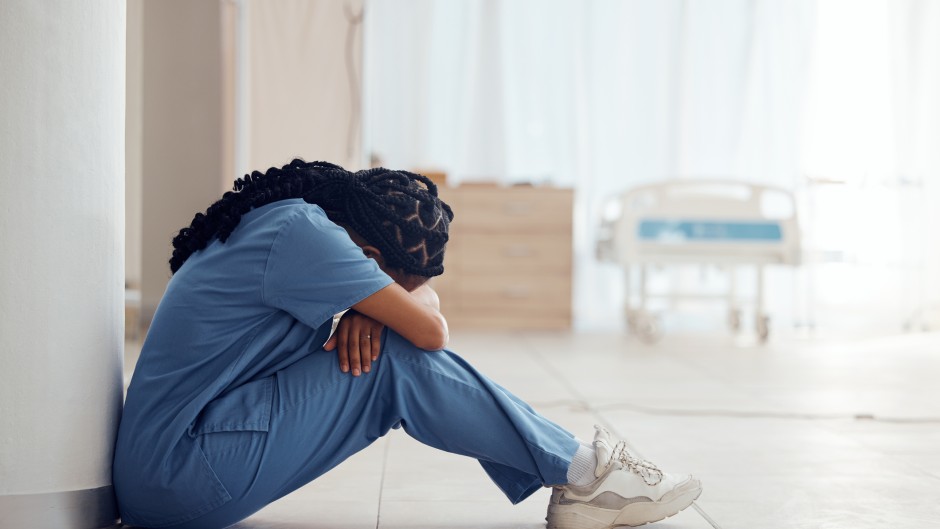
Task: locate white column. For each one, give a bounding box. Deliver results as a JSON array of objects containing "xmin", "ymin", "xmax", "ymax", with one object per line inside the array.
[{"xmin": 0, "ymin": 2, "xmax": 125, "ymax": 528}]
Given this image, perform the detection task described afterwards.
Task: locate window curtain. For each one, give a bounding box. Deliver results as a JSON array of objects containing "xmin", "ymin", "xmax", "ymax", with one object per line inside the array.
[{"xmin": 363, "ymin": 0, "xmax": 940, "ymax": 332}]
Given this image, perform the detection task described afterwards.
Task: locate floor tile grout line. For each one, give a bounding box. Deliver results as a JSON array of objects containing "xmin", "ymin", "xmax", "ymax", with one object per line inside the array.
[
  {"xmin": 522, "ymin": 333, "xmax": 723, "ymax": 529},
  {"xmin": 375, "ymin": 436, "xmax": 392, "ymax": 529},
  {"xmin": 692, "ymin": 503, "xmax": 724, "ymax": 529}
]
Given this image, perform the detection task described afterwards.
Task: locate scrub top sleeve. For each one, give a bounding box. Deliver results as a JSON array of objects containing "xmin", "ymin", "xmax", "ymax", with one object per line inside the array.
[{"xmin": 262, "ymin": 208, "xmax": 394, "ymax": 329}]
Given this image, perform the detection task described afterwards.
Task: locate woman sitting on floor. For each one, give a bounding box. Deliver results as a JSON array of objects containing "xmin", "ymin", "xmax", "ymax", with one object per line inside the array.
[{"xmin": 112, "ymin": 159, "xmax": 701, "ymax": 529}]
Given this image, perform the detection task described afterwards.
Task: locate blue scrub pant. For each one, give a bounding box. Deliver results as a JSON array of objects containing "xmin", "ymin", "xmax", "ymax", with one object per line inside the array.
[{"xmin": 171, "ymin": 330, "xmax": 579, "ymax": 529}]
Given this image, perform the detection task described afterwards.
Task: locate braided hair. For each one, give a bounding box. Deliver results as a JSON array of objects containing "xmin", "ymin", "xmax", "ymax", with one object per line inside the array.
[{"xmin": 169, "ymin": 159, "xmax": 454, "ymax": 277}]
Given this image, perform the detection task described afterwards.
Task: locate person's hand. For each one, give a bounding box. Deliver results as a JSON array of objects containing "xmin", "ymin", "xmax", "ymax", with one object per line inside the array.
[{"xmin": 324, "ymin": 310, "xmax": 385, "ymax": 376}]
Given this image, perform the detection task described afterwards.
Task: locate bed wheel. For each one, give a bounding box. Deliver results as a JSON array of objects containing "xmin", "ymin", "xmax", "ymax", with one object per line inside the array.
[
  {"xmin": 625, "ymin": 311, "xmax": 638, "ymax": 333},
  {"xmin": 756, "ymin": 314, "xmax": 770, "ymax": 343},
  {"xmin": 728, "ymin": 309, "xmax": 742, "ymax": 332},
  {"xmin": 627, "ymin": 310, "xmax": 661, "ymax": 344}
]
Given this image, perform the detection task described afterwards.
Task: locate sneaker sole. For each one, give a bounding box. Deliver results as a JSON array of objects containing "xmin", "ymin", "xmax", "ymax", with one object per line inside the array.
[{"xmin": 546, "ymin": 478, "xmax": 702, "ymax": 529}]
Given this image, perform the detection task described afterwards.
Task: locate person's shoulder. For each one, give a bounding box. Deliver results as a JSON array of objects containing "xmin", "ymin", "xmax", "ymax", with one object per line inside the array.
[
  {"xmin": 275, "ymin": 200, "xmax": 333, "ymax": 231},
  {"xmin": 220, "ymin": 199, "xmax": 332, "ymax": 251},
  {"xmin": 263, "ymin": 200, "xmax": 343, "ymax": 247},
  {"xmin": 244, "ymin": 198, "xmax": 328, "ymax": 227}
]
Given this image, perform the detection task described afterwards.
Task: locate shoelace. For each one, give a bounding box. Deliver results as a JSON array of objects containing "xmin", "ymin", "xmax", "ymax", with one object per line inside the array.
[{"xmin": 609, "ymin": 441, "xmax": 664, "ymax": 486}]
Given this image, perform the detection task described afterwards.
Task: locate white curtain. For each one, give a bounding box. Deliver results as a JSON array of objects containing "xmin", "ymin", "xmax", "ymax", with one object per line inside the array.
[{"xmin": 364, "ymin": 0, "xmax": 940, "ymax": 332}]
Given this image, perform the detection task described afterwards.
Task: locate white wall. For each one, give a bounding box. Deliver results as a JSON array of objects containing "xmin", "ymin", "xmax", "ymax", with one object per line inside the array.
[
  {"xmin": 131, "ymin": 0, "xmax": 364, "ymax": 322},
  {"xmin": 126, "ymin": 0, "xmax": 144, "ymax": 289},
  {"xmin": 139, "ymin": 0, "xmax": 228, "ymax": 320},
  {"xmin": 246, "ymin": 0, "xmax": 365, "ymax": 173}
]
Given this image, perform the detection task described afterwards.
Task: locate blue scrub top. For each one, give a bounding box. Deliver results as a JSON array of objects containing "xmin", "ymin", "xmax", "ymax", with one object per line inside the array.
[{"xmin": 113, "ymin": 199, "xmax": 394, "ymax": 527}]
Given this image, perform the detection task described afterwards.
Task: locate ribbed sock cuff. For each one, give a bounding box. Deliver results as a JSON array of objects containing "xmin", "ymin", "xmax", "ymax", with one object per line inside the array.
[{"xmin": 565, "ymin": 443, "xmax": 597, "ymax": 486}]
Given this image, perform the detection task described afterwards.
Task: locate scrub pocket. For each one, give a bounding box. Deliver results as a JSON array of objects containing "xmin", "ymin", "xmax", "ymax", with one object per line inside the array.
[
  {"xmin": 116, "ymin": 375, "xmax": 276, "ymax": 529},
  {"xmin": 190, "ymin": 376, "xmax": 275, "ymax": 502},
  {"xmin": 190, "ymin": 376, "xmax": 276, "ymax": 435}
]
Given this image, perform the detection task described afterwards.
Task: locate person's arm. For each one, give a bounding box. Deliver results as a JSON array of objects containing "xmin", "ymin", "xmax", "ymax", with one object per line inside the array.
[
  {"xmin": 408, "ymin": 283, "xmax": 441, "ymax": 312},
  {"xmin": 324, "ymin": 283, "xmax": 448, "ymax": 376},
  {"xmin": 353, "ymin": 283, "xmax": 448, "ymax": 350}
]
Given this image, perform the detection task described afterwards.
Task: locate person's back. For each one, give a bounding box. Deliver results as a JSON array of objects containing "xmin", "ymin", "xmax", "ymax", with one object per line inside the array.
[{"xmin": 115, "ymin": 200, "xmax": 364, "ymax": 525}]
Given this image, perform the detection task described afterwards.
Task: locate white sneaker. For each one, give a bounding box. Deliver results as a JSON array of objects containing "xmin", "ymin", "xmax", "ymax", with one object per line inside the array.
[{"xmin": 546, "ymin": 425, "xmax": 702, "ymax": 528}]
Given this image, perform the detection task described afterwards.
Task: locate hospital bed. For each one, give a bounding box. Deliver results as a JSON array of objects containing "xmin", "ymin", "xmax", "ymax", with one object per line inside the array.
[{"xmin": 596, "ymin": 180, "xmax": 800, "ymax": 343}]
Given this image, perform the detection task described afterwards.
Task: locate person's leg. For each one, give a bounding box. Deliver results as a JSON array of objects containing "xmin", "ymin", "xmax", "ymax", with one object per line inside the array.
[
  {"xmin": 175, "ymin": 329, "xmax": 579, "ymax": 529},
  {"xmin": 374, "ymin": 331, "xmax": 580, "ymax": 502}
]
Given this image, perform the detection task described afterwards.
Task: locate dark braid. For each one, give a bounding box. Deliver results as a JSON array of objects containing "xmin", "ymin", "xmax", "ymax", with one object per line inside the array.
[{"xmin": 169, "ymin": 159, "xmax": 454, "ymax": 278}]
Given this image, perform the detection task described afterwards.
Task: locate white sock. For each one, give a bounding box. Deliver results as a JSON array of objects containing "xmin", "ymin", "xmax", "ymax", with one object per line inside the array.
[{"xmin": 566, "ymin": 442, "xmax": 597, "ymax": 486}]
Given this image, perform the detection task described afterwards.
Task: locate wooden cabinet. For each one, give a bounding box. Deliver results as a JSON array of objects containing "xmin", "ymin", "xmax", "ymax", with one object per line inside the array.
[{"xmin": 433, "ymin": 185, "xmax": 573, "ymax": 329}]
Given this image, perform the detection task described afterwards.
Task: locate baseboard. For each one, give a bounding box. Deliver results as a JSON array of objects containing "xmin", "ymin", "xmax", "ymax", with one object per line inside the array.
[{"xmin": 0, "ymin": 486, "xmax": 120, "ymax": 529}]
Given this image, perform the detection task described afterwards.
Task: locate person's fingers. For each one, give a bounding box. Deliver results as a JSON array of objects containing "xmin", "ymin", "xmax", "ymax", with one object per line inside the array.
[
  {"xmin": 370, "ymin": 324, "xmax": 381, "ymax": 361},
  {"xmin": 336, "ymin": 327, "xmax": 349, "ymax": 373},
  {"xmin": 360, "ymin": 332, "xmax": 372, "ymax": 373},
  {"xmin": 332, "ymin": 312, "xmax": 383, "ymax": 375},
  {"xmin": 348, "ymin": 329, "xmax": 361, "ymax": 376}
]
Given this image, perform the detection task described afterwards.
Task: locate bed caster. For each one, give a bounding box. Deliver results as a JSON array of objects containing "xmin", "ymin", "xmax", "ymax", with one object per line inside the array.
[
  {"xmin": 728, "ymin": 309, "xmax": 742, "ymax": 332},
  {"xmin": 627, "ymin": 310, "xmax": 661, "ymax": 344},
  {"xmin": 756, "ymin": 314, "xmax": 770, "ymax": 343}
]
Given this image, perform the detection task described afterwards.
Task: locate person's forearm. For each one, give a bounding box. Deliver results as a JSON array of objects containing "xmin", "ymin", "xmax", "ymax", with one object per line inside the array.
[
  {"xmin": 410, "ymin": 283, "xmax": 441, "ymax": 312},
  {"xmin": 404, "ymin": 284, "xmax": 448, "ymax": 349}
]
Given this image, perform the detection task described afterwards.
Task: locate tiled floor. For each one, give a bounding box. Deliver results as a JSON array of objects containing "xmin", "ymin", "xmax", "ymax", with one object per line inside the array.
[{"xmin": 123, "ymin": 330, "xmax": 940, "ymax": 528}]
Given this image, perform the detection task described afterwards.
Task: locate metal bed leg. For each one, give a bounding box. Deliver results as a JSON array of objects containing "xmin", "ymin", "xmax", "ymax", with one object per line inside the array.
[
  {"xmin": 639, "ymin": 264, "xmax": 648, "ymax": 313},
  {"xmin": 624, "ymin": 265, "xmax": 634, "ymax": 331},
  {"xmin": 756, "ymin": 265, "xmax": 769, "ymax": 342},
  {"xmin": 728, "ymin": 266, "xmax": 741, "ymax": 332},
  {"xmin": 631, "ymin": 264, "xmax": 661, "ymax": 344}
]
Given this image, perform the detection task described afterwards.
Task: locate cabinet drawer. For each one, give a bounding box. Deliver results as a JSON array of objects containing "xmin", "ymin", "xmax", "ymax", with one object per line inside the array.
[
  {"xmin": 452, "ymin": 272, "xmax": 570, "ymax": 312},
  {"xmin": 433, "ymin": 184, "xmax": 573, "ymax": 329},
  {"xmin": 444, "ymin": 311, "xmax": 571, "ymax": 330},
  {"xmin": 451, "ymin": 187, "xmax": 572, "ymax": 234},
  {"xmin": 456, "ymin": 234, "xmax": 571, "ymax": 273}
]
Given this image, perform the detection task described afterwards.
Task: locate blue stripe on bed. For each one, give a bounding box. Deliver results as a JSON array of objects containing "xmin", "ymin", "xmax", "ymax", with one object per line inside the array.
[{"xmin": 637, "ymin": 220, "xmax": 783, "ymax": 242}]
